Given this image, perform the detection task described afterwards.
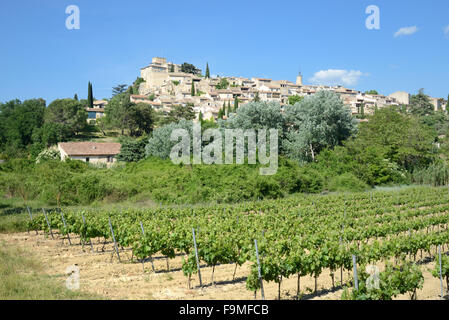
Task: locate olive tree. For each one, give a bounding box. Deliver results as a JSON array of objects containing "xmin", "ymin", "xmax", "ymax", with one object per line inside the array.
[{"xmin": 284, "ymin": 90, "xmax": 357, "ymax": 162}]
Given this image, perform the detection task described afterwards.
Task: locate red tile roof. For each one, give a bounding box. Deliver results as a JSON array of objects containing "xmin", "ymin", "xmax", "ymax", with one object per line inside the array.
[{"xmin": 58, "ymin": 142, "xmax": 121, "ymax": 156}]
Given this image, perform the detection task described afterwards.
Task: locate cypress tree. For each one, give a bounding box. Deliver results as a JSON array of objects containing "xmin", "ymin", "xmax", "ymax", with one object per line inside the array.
[
  {"xmin": 74, "ymin": 93, "xmax": 78, "ymax": 101},
  {"xmin": 199, "ymin": 111, "xmax": 203, "ymax": 122},
  {"xmin": 446, "ymin": 95, "xmax": 449, "ymax": 112},
  {"xmin": 234, "ymin": 97, "xmax": 239, "ymax": 112},
  {"xmin": 254, "ymin": 92, "xmax": 260, "ymax": 102},
  {"xmin": 191, "ymin": 81, "xmax": 195, "ymax": 96},
  {"xmin": 205, "ymin": 63, "xmax": 210, "ymax": 78},
  {"xmin": 170, "ymin": 64, "xmax": 175, "ymax": 72},
  {"xmin": 87, "ymin": 82, "xmax": 94, "ymax": 108},
  {"xmin": 227, "ymin": 101, "xmax": 231, "ymax": 116}
]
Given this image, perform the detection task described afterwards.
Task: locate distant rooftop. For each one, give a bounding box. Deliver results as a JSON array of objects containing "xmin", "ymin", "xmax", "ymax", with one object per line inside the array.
[{"xmin": 58, "ymin": 142, "xmax": 121, "ymax": 156}]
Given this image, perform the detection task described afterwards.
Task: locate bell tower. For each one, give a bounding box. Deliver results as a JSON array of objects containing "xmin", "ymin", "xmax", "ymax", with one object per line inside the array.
[{"xmin": 296, "ymin": 72, "xmax": 303, "ymax": 86}]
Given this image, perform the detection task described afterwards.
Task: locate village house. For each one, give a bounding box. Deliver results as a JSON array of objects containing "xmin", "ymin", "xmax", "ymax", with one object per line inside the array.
[
  {"xmin": 58, "ymin": 142, "xmax": 122, "ymax": 167},
  {"xmin": 86, "ymin": 100, "xmax": 108, "ymax": 123}
]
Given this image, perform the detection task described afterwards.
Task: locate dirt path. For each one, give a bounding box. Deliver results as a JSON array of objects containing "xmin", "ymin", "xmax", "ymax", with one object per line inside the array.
[{"xmin": 1, "ymin": 232, "xmax": 446, "ymax": 300}]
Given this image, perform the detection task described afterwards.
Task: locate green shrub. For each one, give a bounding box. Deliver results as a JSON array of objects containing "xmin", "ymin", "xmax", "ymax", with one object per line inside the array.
[
  {"xmin": 255, "ymin": 178, "xmax": 283, "ymax": 199},
  {"xmin": 328, "ymin": 172, "xmax": 369, "ymax": 192}
]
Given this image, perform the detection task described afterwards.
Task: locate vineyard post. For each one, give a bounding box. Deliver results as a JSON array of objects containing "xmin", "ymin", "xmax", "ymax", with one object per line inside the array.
[
  {"xmin": 140, "ymin": 221, "xmax": 155, "ymax": 272},
  {"xmin": 60, "ymin": 211, "xmax": 72, "ymax": 245},
  {"xmin": 42, "ymin": 208, "xmax": 54, "ymax": 239},
  {"xmin": 82, "ymin": 213, "xmax": 94, "ymax": 253},
  {"xmin": 108, "ymin": 217, "xmax": 121, "ymax": 262},
  {"xmin": 352, "ymin": 255, "xmax": 358, "ymax": 291},
  {"xmin": 439, "ymin": 245, "xmax": 444, "ymax": 299},
  {"xmin": 254, "ymin": 239, "xmax": 265, "ymax": 300},
  {"xmin": 340, "ymin": 236, "xmax": 343, "ymax": 285},
  {"xmin": 192, "ymin": 228, "xmax": 203, "ymax": 288},
  {"xmin": 27, "ymin": 206, "xmax": 38, "ymax": 235}
]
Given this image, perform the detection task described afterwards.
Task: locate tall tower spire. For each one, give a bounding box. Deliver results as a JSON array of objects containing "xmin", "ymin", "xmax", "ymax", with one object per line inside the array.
[{"xmin": 296, "ymin": 70, "xmax": 303, "ymax": 86}]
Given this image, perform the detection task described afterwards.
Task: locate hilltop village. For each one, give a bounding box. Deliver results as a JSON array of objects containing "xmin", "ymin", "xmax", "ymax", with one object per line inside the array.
[{"xmin": 120, "ymin": 57, "xmax": 444, "ymax": 121}]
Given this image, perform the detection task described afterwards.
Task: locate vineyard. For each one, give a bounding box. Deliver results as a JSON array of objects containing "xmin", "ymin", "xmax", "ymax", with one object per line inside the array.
[{"xmin": 23, "ymin": 186, "xmax": 449, "ymax": 300}]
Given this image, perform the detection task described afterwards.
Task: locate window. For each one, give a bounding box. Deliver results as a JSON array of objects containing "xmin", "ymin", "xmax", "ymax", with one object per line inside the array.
[
  {"xmin": 107, "ymin": 156, "xmax": 113, "ymax": 163},
  {"xmin": 88, "ymin": 111, "xmax": 96, "ymax": 119},
  {"xmin": 86, "ymin": 157, "xmax": 90, "ymax": 162}
]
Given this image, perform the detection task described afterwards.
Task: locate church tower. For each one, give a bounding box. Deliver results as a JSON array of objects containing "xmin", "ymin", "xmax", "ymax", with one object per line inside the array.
[{"xmin": 296, "ymin": 72, "xmax": 303, "ymax": 86}]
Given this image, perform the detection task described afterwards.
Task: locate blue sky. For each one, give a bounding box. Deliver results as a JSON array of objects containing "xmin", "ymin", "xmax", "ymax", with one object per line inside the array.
[{"xmin": 1, "ymin": 0, "xmax": 448, "ymax": 104}]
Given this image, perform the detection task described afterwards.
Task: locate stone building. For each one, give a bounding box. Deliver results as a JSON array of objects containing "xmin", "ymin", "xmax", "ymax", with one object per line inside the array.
[{"xmin": 58, "ymin": 142, "xmax": 121, "ymax": 167}]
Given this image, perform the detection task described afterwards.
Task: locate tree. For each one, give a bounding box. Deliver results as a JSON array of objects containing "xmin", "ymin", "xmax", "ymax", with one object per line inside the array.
[
  {"xmin": 170, "ymin": 64, "xmax": 175, "ymax": 73},
  {"xmin": 365, "ymin": 90, "xmax": 379, "ymax": 95},
  {"xmin": 132, "ymin": 77, "xmax": 145, "ymax": 94},
  {"xmin": 191, "ymin": 81, "xmax": 195, "ymax": 96},
  {"xmin": 284, "ymin": 90, "xmax": 357, "ymax": 162},
  {"xmin": 205, "ymin": 63, "xmax": 210, "ymax": 78},
  {"xmin": 288, "ymin": 95, "xmax": 303, "ymax": 105},
  {"xmin": 145, "ymin": 119, "xmax": 194, "ymax": 159},
  {"xmin": 87, "ymin": 82, "xmax": 94, "ymax": 108},
  {"xmin": 44, "ymin": 99, "xmax": 88, "ymax": 137},
  {"xmin": 112, "ymin": 84, "xmax": 128, "ymax": 96},
  {"xmin": 234, "ymin": 97, "xmax": 239, "ymax": 112},
  {"xmin": 74, "ymin": 94, "xmax": 78, "ymax": 101},
  {"xmin": 254, "ymin": 92, "xmax": 260, "ymax": 102},
  {"xmin": 158, "ymin": 104, "xmax": 196, "ymax": 125},
  {"xmin": 217, "ymin": 108, "xmax": 224, "ymax": 119},
  {"xmin": 223, "ymin": 101, "xmax": 286, "ymax": 133},
  {"xmin": 104, "ymin": 93, "xmax": 132, "ymax": 135},
  {"xmin": 227, "ymin": 101, "xmax": 232, "ymax": 116},
  {"xmin": 0, "ymin": 99, "xmax": 46, "ymax": 155},
  {"xmin": 127, "ymin": 103, "xmax": 156, "ymax": 136},
  {"xmin": 32, "ymin": 122, "xmax": 68, "ymax": 149},
  {"xmin": 116, "ymin": 137, "xmax": 147, "ymax": 162},
  {"xmin": 350, "ymin": 106, "xmax": 437, "ymax": 170},
  {"xmin": 409, "ymin": 88, "xmax": 434, "ymax": 116},
  {"xmin": 198, "ymin": 111, "xmax": 204, "ymax": 123},
  {"xmin": 181, "ymin": 63, "xmax": 201, "ymax": 75},
  {"xmin": 215, "ymin": 78, "xmax": 229, "ymax": 90},
  {"xmin": 105, "ymin": 94, "xmax": 154, "ymax": 136},
  {"xmin": 446, "ymin": 95, "xmax": 449, "ymax": 112}
]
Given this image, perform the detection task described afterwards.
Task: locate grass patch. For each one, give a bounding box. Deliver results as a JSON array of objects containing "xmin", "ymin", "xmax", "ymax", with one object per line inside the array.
[{"xmin": 0, "ymin": 241, "xmax": 102, "ymax": 300}]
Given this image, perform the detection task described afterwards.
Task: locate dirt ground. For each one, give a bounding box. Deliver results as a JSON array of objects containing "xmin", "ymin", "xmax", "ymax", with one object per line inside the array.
[{"xmin": 1, "ymin": 231, "xmax": 447, "ymax": 300}]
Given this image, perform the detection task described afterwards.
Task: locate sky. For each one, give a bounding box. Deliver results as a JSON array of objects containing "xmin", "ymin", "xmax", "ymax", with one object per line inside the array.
[{"xmin": 0, "ymin": 0, "xmax": 448, "ymax": 104}]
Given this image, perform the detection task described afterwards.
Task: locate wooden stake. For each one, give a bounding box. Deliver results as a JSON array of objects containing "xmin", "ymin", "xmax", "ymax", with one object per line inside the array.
[
  {"xmin": 439, "ymin": 245, "xmax": 444, "ymax": 299},
  {"xmin": 27, "ymin": 206, "xmax": 38, "ymax": 235},
  {"xmin": 254, "ymin": 239, "xmax": 265, "ymax": 300},
  {"xmin": 60, "ymin": 211, "xmax": 71, "ymax": 245},
  {"xmin": 42, "ymin": 208, "xmax": 54, "ymax": 239},
  {"xmin": 352, "ymin": 255, "xmax": 358, "ymax": 291},
  {"xmin": 192, "ymin": 228, "xmax": 202, "ymax": 287},
  {"xmin": 108, "ymin": 217, "xmax": 120, "ymax": 262}
]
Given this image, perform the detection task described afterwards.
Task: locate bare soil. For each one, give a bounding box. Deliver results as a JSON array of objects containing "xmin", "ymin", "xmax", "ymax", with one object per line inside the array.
[{"xmin": 1, "ymin": 231, "xmax": 447, "ymax": 300}]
